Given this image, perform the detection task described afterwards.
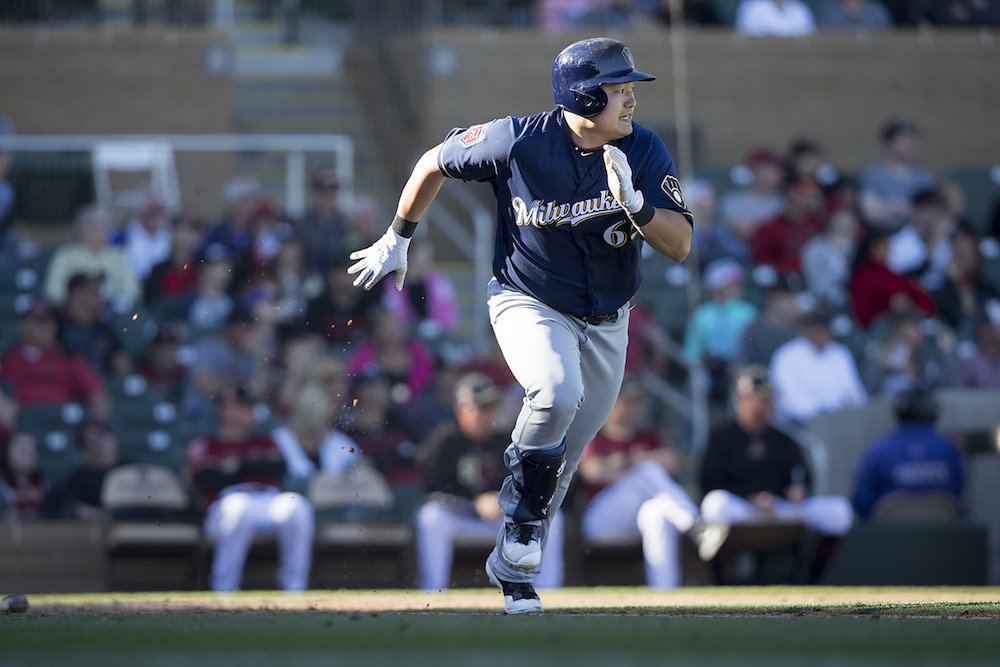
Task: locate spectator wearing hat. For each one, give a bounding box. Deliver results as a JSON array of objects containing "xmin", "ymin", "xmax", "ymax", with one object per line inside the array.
[
  {"xmin": 852, "ymin": 389, "xmax": 964, "ymax": 519},
  {"xmin": 735, "ymin": 0, "xmax": 817, "ymax": 37},
  {"xmin": 143, "ymin": 214, "xmax": 204, "ymax": 308},
  {"xmin": 816, "ymin": 0, "xmax": 892, "ymax": 30},
  {"xmin": 139, "ymin": 322, "xmax": 185, "ymax": 399},
  {"xmin": 112, "ymin": 190, "xmax": 173, "ymax": 282},
  {"xmin": 49, "ymin": 419, "xmax": 121, "ymax": 521},
  {"xmin": 718, "ymin": 147, "xmax": 786, "ymax": 241},
  {"xmin": 683, "ymin": 259, "xmax": 758, "ymax": 399},
  {"xmin": 801, "ymin": 206, "xmax": 860, "ymax": 311},
  {"xmin": 769, "ymin": 308, "xmax": 867, "ymax": 424},
  {"xmin": 577, "ymin": 377, "xmax": 727, "ymax": 589},
  {"xmin": 751, "ymin": 173, "xmax": 826, "ymax": 277},
  {"xmin": 181, "ymin": 243, "xmax": 236, "ymax": 336},
  {"xmin": 858, "ymin": 118, "xmax": 936, "ymax": 230},
  {"xmin": 202, "ymin": 177, "xmax": 261, "ymax": 264},
  {"xmin": 304, "ymin": 254, "xmax": 381, "ymax": 351},
  {"xmin": 44, "ymin": 205, "xmax": 140, "ymax": 308},
  {"xmin": 186, "ymin": 386, "xmax": 314, "ymax": 592},
  {"xmin": 0, "ymin": 299, "xmax": 110, "ymax": 420},
  {"xmin": 848, "ymin": 228, "xmax": 935, "ymax": 328},
  {"xmin": 414, "ymin": 372, "xmax": 564, "ymax": 591},
  {"xmin": 57, "ymin": 273, "xmax": 131, "ymax": 378},
  {"xmin": 700, "ymin": 365, "xmax": 853, "ymax": 535}
]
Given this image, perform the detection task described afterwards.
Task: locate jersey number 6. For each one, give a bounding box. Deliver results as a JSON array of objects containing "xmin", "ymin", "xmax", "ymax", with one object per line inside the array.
[{"xmin": 603, "ymin": 219, "xmax": 637, "ymax": 248}]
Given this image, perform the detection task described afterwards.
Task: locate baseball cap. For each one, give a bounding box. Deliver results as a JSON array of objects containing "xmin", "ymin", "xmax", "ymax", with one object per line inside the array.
[
  {"xmin": 746, "ymin": 147, "xmax": 782, "ymax": 168},
  {"xmin": 798, "ymin": 306, "xmax": 832, "ymax": 328},
  {"xmin": 703, "ymin": 258, "xmax": 744, "ymax": 292},
  {"xmin": 733, "ymin": 365, "xmax": 773, "ymax": 396},
  {"xmin": 881, "ymin": 117, "xmax": 920, "ymax": 143},
  {"xmin": 454, "ymin": 372, "xmax": 503, "ymax": 407},
  {"xmin": 18, "ymin": 298, "xmax": 55, "ymax": 320},
  {"xmin": 66, "ymin": 272, "xmax": 104, "ymax": 293}
]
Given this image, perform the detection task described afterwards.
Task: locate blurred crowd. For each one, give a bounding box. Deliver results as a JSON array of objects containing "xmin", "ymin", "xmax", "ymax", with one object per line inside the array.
[{"xmin": 0, "ymin": 110, "xmax": 997, "ymax": 590}]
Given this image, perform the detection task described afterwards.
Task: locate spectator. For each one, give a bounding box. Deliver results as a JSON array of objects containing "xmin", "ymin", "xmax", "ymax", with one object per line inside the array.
[
  {"xmin": 783, "ymin": 138, "xmax": 830, "ymax": 184},
  {"xmin": 113, "ymin": 191, "xmax": 172, "ymax": 281},
  {"xmin": 395, "ymin": 364, "xmax": 464, "ymax": 444},
  {"xmin": 294, "ymin": 166, "xmax": 350, "ymax": 273},
  {"xmin": 864, "ymin": 310, "xmax": 947, "ymax": 395},
  {"xmin": 718, "ymin": 147, "xmax": 786, "ymax": 241},
  {"xmin": 44, "ymin": 205, "xmax": 140, "ymax": 308},
  {"xmin": 304, "ymin": 255, "xmax": 381, "ymax": 351},
  {"xmin": 852, "ymin": 389, "xmax": 964, "ymax": 519},
  {"xmin": 769, "ymin": 308, "xmax": 867, "ymax": 424},
  {"xmin": 139, "ymin": 322, "xmax": 185, "ymax": 399},
  {"xmin": 57, "ymin": 273, "xmax": 131, "ymax": 378},
  {"xmin": 0, "ymin": 432, "xmax": 46, "ymax": 520},
  {"xmin": 270, "ymin": 380, "xmax": 360, "ymax": 488},
  {"xmin": 381, "ymin": 239, "xmax": 459, "ymax": 339},
  {"xmin": 180, "ymin": 308, "xmax": 265, "ymax": 420},
  {"xmin": 923, "ymin": 0, "xmax": 1000, "ymax": 26},
  {"xmin": 0, "ymin": 299, "xmax": 111, "ymax": 420},
  {"xmin": 143, "ymin": 214, "xmax": 203, "ymax": 307},
  {"xmin": 858, "ymin": 118, "xmax": 936, "ymax": 230},
  {"xmin": 751, "ymin": 174, "xmax": 825, "ymax": 277},
  {"xmin": 186, "ymin": 386, "xmax": 314, "ymax": 592},
  {"xmin": 577, "ymin": 377, "xmax": 726, "ymax": 589},
  {"xmin": 340, "ymin": 370, "xmax": 422, "ymax": 517},
  {"xmin": 848, "ymin": 229, "xmax": 935, "ymax": 327},
  {"xmin": 624, "ymin": 300, "xmax": 671, "ymax": 379},
  {"xmin": 933, "ymin": 228, "xmax": 999, "ymax": 337},
  {"xmin": 242, "ymin": 235, "xmax": 323, "ymax": 345},
  {"xmin": 888, "ymin": 188, "xmax": 956, "ymax": 291},
  {"xmin": 53, "ymin": 420, "xmax": 121, "ymax": 521},
  {"xmin": 415, "ymin": 372, "xmax": 564, "ymax": 591},
  {"xmin": 687, "ymin": 178, "xmax": 750, "ymax": 271},
  {"xmin": 801, "ymin": 206, "xmax": 859, "ymax": 310},
  {"xmin": 700, "ymin": 365, "xmax": 854, "ymax": 535},
  {"xmin": 738, "ymin": 277, "xmax": 801, "ymax": 367},
  {"xmin": 346, "ymin": 308, "xmax": 436, "ymax": 405},
  {"xmin": 955, "ymin": 316, "xmax": 1000, "ymax": 389},
  {"xmin": 683, "ymin": 259, "xmax": 758, "ymax": 399},
  {"xmin": 735, "ymin": 0, "xmax": 816, "ymax": 36},
  {"xmin": 816, "ymin": 0, "xmax": 893, "ymax": 30},
  {"xmin": 181, "ymin": 243, "xmax": 235, "ymax": 336},
  {"xmin": 201, "ymin": 177, "xmax": 261, "ymax": 267}
]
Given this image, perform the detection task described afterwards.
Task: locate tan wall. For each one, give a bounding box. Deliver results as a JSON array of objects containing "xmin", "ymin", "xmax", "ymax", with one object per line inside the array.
[
  {"xmin": 395, "ymin": 28, "xmax": 1000, "ymax": 175},
  {"xmin": 0, "ymin": 28, "xmax": 234, "ymax": 224}
]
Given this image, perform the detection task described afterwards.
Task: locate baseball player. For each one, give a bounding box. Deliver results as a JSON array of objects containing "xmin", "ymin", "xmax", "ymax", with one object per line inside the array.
[{"xmin": 349, "ymin": 37, "xmax": 693, "ymax": 613}]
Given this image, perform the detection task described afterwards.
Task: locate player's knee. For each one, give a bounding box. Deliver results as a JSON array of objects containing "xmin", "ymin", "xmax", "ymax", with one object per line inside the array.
[
  {"xmin": 699, "ymin": 489, "xmax": 730, "ymax": 521},
  {"xmin": 528, "ymin": 378, "xmax": 584, "ymax": 420},
  {"xmin": 416, "ymin": 499, "xmax": 450, "ymax": 531},
  {"xmin": 215, "ymin": 492, "xmax": 253, "ymax": 534},
  {"xmin": 271, "ymin": 493, "xmax": 314, "ymax": 530},
  {"xmin": 637, "ymin": 496, "xmax": 674, "ymax": 533}
]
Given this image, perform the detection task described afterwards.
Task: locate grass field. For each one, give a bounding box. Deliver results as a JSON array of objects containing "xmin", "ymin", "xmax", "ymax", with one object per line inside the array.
[{"xmin": 2, "ymin": 587, "xmax": 999, "ymax": 667}]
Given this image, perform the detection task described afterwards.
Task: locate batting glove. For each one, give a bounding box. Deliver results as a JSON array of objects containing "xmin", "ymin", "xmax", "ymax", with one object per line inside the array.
[
  {"xmin": 347, "ymin": 228, "xmax": 410, "ymax": 291},
  {"xmin": 603, "ymin": 144, "xmax": 645, "ymax": 214}
]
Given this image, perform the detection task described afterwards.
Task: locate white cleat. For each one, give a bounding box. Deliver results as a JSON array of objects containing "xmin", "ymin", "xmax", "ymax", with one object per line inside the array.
[
  {"xmin": 500, "ymin": 522, "xmax": 542, "ymax": 571},
  {"xmin": 486, "ymin": 560, "xmax": 544, "ymax": 615}
]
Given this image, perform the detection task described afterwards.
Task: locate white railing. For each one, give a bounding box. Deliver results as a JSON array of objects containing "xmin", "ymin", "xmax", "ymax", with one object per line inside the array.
[{"xmin": 0, "ymin": 133, "xmax": 354, "ymax": 218}]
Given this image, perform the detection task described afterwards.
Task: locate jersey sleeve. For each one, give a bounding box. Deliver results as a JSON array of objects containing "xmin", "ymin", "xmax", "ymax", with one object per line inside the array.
[
  {"xmin": 437, "ymin": 117, "xmax": 518, "ymax": 183},
  {"xmin": 635, "ymin": 133, "xmax": 694, "ymax": 225}
]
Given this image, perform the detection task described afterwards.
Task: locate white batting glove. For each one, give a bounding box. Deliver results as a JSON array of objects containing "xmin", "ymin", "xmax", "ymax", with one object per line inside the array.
[
  {"xmin": 603, "ymin": 145, "xmax": 645, "ymax": 214},
  {"xmin": 347, "ymin": 228, "xmax": 410, "ymax": 291}
]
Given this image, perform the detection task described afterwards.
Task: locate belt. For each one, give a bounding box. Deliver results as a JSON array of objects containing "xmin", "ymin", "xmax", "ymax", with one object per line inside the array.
[{"xmin": 579, "ymin": 311, "xmax": 619, "ymax": 325}]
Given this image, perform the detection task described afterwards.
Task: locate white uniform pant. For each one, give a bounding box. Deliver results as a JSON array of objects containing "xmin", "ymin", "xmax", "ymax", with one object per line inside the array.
[
  {"xmin": 416, "ymin": 499, "xmax": 565, "ymax": 591},
  {"xmin": 486, "ymin": 279, "xmax": 629, "ymax": 583},
  {"xmin": 205, "ymin": 488, "xmax": 315, "ymax": 592},
  {"xmin": 700, "ymin": 489, "xmax": 854, "ymax": 536},
  {"xmin": 582, "ymin": 461, "xmax": 700, "ymax": 589}
]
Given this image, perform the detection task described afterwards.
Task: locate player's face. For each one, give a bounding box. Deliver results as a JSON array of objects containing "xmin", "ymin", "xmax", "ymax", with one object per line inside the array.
[{"xmin": 592, "ymin": 83, "xmax": 637, "ymax": 140}]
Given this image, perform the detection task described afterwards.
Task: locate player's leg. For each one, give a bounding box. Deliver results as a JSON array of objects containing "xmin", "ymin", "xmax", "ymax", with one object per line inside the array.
[
  {"xmin": 772, "ymin": 496, "xmax": 854, "ymax": 535},
  {"xmin": 534, "ymin": 510, "xmax": 565, "ymax": 589},
  {"xmin": 415, "ymin": 499, "xmax": 497, "ymax": 590},
  {"xmin": 265, "ymin": 491, "xmax": 315, "ymax": 591},
  {"xmin": 636, "ymin": 496, "xmax": 685, "ymax": 589},
  {"xmin": 204, "ymin": 491, "xmax": 259, "ymax": 592},
  {"xmin": 700, "ymin": 489, "xmax": 758, "ymax": 524}
]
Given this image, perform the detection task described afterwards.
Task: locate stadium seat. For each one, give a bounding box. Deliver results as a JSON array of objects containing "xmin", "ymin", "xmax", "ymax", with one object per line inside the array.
[
  {"xmin": 869, "ymin": 490, "xmax": 960, "ymax": 522},
  {"xmin": 100, "ymin": 463, "xmax": 201, "ymax": 591},
  {"xmin": 109, "ymin": 376, "xmax": 184, "ymax": 470},
  {"xmin": 17, "ymin": 403, "xmax": 87, "ymax": 489}
]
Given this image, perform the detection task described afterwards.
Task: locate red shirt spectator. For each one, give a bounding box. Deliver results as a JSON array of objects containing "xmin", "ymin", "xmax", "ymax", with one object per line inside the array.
[
  {"xmin": 579, "ymin": 429, "xmax": 664, "ymax": 504},
  {"xmin": 751, "ymin": 176, "xmax": 825, "ymax": 275},
  {"xmin": 848, "ymin": 230, "xmax": 935, "ymax": 327},
  {"xmin": 0, "ymin": 300, "xmax": 108, "ymax": 415}
]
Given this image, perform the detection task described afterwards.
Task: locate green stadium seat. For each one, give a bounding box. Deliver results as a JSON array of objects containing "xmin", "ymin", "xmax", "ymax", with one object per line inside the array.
[
  {"xmin": 949, "ymin": 166, "xmax": 1000, "ymax": 235},
  {"xmin": 16, "ymin": 403, "xmax": 87, "ymax": 488}
]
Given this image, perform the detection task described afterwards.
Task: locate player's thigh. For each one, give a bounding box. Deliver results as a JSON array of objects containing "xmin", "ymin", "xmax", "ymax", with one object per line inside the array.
[{"xmin": 582, "ymin": 478, "xmax": 647, "ymax": 540}]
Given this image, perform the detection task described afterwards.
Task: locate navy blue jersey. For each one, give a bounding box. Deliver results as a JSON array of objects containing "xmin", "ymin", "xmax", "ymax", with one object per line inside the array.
[{"xmin": 437, "ymin": 108, "xmax": 692, "ymax": 318}]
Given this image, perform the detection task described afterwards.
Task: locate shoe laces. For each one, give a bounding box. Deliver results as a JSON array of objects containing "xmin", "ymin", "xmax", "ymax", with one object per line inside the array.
[
  {"xmin": 515, "ymin": 524, "xmax": 538, "ymax": 545},
  {"xmin": 501, "ymin": 580, "xmax": 539, "ymax": 601}
]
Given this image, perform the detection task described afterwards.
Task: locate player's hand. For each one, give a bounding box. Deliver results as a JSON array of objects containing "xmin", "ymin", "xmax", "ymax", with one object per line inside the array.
[
  {"xmin": 347, "ymin": 228, "xmax": 411, "ymax": 291},
  {"xmin": 603, "ymin": 144, "xmax": 644, "ymax": 214}
]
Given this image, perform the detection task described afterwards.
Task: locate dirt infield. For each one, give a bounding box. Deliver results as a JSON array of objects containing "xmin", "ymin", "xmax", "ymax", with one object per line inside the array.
[{"xmin": 23, "ymin": 587, "xmax": 1000, "ymax": 618}]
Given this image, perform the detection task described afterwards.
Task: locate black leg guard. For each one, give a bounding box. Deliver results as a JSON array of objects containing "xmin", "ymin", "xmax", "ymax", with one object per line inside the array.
[{"xmin": 511, "ymin": 441, "xmax": 567, "ymax": 523}]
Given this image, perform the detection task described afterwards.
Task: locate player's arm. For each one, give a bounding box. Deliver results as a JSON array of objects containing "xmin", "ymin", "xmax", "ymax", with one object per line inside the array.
[
  {"xmin": 347, "ymin": 143, "xmax": 446, "ymax": 292},
  {"xmin": 603, "ymin": 145, "xmax": 691, "ymax": 262}
]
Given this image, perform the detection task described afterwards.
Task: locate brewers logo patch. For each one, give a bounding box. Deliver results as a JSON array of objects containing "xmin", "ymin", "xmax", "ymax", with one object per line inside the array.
[
  {"xmin": 661, "ymin": 175, "xmax": 685, "ymax": 208},
  {"xmin": 459, "ymin": 122, "xmax": 490, "ymax": 147}
]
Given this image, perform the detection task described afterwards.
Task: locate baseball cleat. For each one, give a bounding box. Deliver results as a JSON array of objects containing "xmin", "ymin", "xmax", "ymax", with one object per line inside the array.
[
  {"xmin": 486, "ymin": 560, "xmax": 544, "ymax": 615},
  {"xmin": 689, "ymin": 519, "xmax": 730, "ymax": 562},
  {"xmin": 500, "ymin": 522, "xmax": 542, "ymax": 571}
]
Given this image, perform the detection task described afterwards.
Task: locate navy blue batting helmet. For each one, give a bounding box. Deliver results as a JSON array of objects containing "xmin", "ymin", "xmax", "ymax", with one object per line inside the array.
[{"xmin": 552, "ymin": 38, "xmax": 655, "ymax": 118}]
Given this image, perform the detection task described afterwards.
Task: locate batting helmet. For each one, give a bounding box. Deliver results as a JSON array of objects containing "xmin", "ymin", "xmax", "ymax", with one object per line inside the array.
[{"xmin": 552, "ymin": 38, "xmax": 655, "ymax": 118}]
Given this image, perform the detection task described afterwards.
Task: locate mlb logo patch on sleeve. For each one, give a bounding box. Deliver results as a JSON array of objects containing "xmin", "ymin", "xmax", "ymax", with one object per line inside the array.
[
  {"xmin": 661, "ymin": 175, "xmax": 685, "ymax": 208},
  {"xmin": 459, "ymin": 122, "xmax": 492, "ymax": 147}
]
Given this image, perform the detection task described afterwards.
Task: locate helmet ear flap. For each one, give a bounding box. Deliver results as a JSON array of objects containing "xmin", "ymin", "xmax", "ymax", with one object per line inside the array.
[{"xmin": 572, "ymin": 85, "xmax": 607, "ymax": 116}]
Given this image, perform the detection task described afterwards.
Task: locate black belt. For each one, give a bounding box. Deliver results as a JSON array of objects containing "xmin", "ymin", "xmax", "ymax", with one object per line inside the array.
[{"xmin": 579, "ymin": 311, "xmax": 619, "ymax": 325}]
